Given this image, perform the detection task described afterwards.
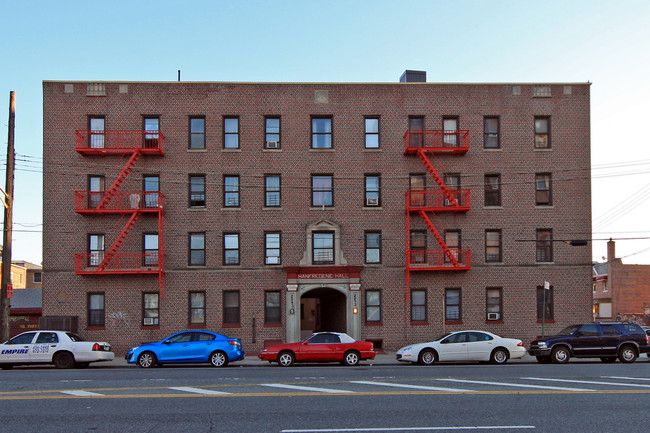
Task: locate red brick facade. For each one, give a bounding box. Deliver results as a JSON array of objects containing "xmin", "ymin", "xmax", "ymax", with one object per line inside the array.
[{"xmin": 43, "ymin": 78, "xmax": 593, "ymax": 355}]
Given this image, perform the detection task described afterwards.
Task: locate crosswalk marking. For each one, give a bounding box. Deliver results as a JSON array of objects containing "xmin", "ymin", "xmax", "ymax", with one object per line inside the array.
[
  {"xmin": 350, "ymin": 380, "xmax": 472, "ymax": 392},
  {"xmin": 168, "ymin": 386, "xmax": 231, "ymax": 395},
  {"xmin": 61, "ymin": 390, "xmax": 104, "ymax": 396},
  {"xmin": 260, "ymin": 383, "xmax": 352, "ymax": 393},
  {"xmin": 523, "ymin": 377, "xmax": 650, "ymax": 388},
  {"xmin": 437, "ymin": 378, "xmax": 593, "ymax": 392}
]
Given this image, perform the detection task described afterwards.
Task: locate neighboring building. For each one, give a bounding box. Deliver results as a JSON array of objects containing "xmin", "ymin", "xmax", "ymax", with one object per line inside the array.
[
  {"xmin": 0, "ymin": 262, "xmax": 27, "ymax": 289},
  {"xmin": 12, "ymin": 261, "xmax": 43, "ymax": 289},
  {"xmin": 42, "ymin": 73, "xmax": 593, "ymax": 354},
  {"xmin": 9, "ymin": 288, "xmax": 42, "ymax": 337},
  {"xmin": 593, "ymin": 240, "xmax": 650, "ymax": 324}
]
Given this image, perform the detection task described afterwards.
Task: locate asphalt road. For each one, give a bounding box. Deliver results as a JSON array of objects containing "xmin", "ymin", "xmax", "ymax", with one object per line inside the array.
[{"xmin": 1, "ymin": 360, "xmax": 649, "ymax": 433}]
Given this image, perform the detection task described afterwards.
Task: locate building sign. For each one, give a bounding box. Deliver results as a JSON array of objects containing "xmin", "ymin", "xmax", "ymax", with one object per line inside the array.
[
  {"xmin": 284, "ymin": 266, "xmax": 363, "ymax": 282},
  {"xmin": 297, "ymin": 272, "xmax": 349, "ymax": 280}
]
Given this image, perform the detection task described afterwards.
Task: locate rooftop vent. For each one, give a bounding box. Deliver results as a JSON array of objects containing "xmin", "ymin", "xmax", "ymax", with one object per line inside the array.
[{"xmin": 400, "ymin": 70, "xmax": 426, "ymax": 83}]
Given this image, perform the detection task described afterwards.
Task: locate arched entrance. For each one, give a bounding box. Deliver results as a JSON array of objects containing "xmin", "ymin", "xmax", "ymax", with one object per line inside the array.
[{"xmin": 300, "ymin": 287, "xmax": 347, "ymax": 340}]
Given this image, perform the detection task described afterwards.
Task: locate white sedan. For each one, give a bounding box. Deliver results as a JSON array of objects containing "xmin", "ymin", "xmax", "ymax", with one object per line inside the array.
[
  {"xmin": 0, "ymin": 330, "xmax": 114, "ymax": 369},
  {"xmin": 396, "ymin": 330, "xmax": 526, "ymax": 365}
]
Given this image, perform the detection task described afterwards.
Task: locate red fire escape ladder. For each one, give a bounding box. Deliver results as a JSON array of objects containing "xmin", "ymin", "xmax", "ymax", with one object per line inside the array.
[
  {"xmin": 416, "ymin": 150, "xmax": 459, "ymax": 207},
  {"xmin": 418, "ymin": 210, "xmax": 460, "ymax": 267},
  {"xmin": 157, "ymin": 203, "xmax": 165, "ymax": 297},
  {"xmin": 97, "ymin": 151, "xmax": 142, "ymax": 209},
  {"xmin": 97, "ymin": 212, "xmax": 141, "ymax": 272}
]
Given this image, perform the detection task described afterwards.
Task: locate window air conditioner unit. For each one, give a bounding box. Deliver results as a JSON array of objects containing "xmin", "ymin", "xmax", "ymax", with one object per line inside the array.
[
  {"xmin": 143, "ymin": 318, "xmax": 155, "ymax": 325},
  {"xmin": 487, "ymin": 312, "xmax": 500, "ymax": 321},
  {"xmin": 366, "ymin": 197, "xmax": 379, "ymax": 206},
  {"xmin": 266, "ymin": 141, "xmax": 280, "ymax": 149}
]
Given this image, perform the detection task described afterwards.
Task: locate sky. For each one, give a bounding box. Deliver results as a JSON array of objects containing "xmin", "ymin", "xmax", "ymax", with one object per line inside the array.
[{"xmin": 1, "ymin": 0, "xmax": 650, "ymax": 266}]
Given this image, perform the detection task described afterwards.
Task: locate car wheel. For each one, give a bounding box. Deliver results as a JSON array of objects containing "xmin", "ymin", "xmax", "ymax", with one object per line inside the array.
[
  {"xmin": 343, "ymin": 351, "xmax": 360, "ymax": 366},
  {"xmin": 600, "ymin": 357, "xmax": 617, "ymax": 363},
  {"xmin": 418, "ymin": 349, "xmax": 437, "ymax": 365},
  {"xmin": 278, "ymin": 351, "xmax": 295, "ymax": 367},
  {"xmin": 536, "ymin": 356, "xmax": 551, "ymax": 364},
  {"xmin": 210, "ymin": 351, "xmax": 229, "ymax": 367},
  {"xmin": 137, "ymin": 351, "xmax": 157, "ymax": 368},
  {"xmin": 53, "ymin": 352, "xmax": 75, "ymax": 369},
  {"xmin": 618, "ymin": 345, "xmax": 637, "ymax": 363},
  {"xmin": 490, "ymin": 348, "xmax": 509, "ymax": 364},
  {"xmin": 551, "ymin": 346, "xmax": 570, "ymax": 364}
]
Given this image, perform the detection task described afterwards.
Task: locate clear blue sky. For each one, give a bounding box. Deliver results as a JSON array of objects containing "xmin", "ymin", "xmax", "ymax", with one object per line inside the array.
[{"xmin": 1, "ymin": 0, "xmax": 649, "ymax": 265}]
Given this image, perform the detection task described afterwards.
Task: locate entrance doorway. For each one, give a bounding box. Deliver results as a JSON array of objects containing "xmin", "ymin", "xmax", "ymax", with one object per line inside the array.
[{"xmin": 300, "ymin": 288, "xmax": 346, "ymax": 340}]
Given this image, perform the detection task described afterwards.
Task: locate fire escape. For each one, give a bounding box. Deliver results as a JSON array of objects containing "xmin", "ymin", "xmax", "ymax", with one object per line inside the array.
[
  {"xmin": 404, "ymin": 129, "xmax": 471, "ymax": 297},
  {"xmin": 73, "ymin": 130, "xmax": 165, "ymax": 294}
]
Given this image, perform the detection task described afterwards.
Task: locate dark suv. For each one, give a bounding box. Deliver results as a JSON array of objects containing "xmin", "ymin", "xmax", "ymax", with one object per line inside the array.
[{"xmin": 529, "ymin": 322, "xmax": 650, "ymax": 364}]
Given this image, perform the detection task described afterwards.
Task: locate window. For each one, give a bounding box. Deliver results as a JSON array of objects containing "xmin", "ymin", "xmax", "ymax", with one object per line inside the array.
[
  {"xmin": 143, "ymin": 293, "xmax": 159, "ymax": 326},
  {"xmin": 265, "ymin": 175, "xmax": 281, "ymax": 207},
  {"xmin": 443, "ymin": 117, "xmax": 459, "ymax": 147},
  {"xmin": 536, "ymin": 285, "xmax": 554, "ymax": 320},
  {"xmin": 534, "ymin": 117, "xmax": 550, "ymax": 149},
  {"xmin": 224, "ymin": 175, "xmax": 240, "ymax": 207},
  {"xmin": 223, "ymin": 233, "xmax": 240, "ymax": 265},
  {"xmin": 408, "ymin": 117, "xmax": 424, "ymax": 147},
  {"xmin": 409, "ymin": 230, "xmax": 427, "ymax": 264},
  {"xmin": 444, "ymin": 174, "xmax": 460, "ymax": 207},
  {"xmin": 365, "ymin": 231, "xmax": 381, "ymax": 264},
  {"xmin": 311, "ymin": 117, "xmax": 332, "ymax": 149},
  {"xmin": 536, "ymin": 229, "xmax": 553, "ymax": 262},
  {"xmin": 411, "ymin": 289, "xmax": 427, "ymax": 322},
  {"xmin": 409, "ymin": 174, "xmax": 426, "ymax": 207},
  {"xmin": 265, "ymin": 291, "xmax": 281, "ymax": 324},
  {"xmin": 223, "ymin": 117, "xmax": 239, "ymax": 149},
  {"xmin": 88, "ymin": 175, "xmax": 105, "ymax": 209},
  {"xmin": 143, "ymin": 117, "xmax": 160, "ymax": 148},
  {"xmin": 365, "ymin": 117, "xmax": 379, "ymax": 148},
  {"xmin": 143, "ymin": 175, "xmax": 159, "ymax": 208},
  {"xmin": 223, "ymin": 291, "xmax": 240, "ymax": 325},
  {"xmin": 484, "ymin": 174, "xmax": 501, "ymax": 207},
  {"xmin": 265, "ymin": 232, "xmax": 281, "ymax": 265},
  {"xmin": 88, "ymin": 293, "xmax": 105, "ymax": 327},
  {"xmin": 189, "ymin": 291, "xmax": 206, "ymax": 325},
  {"xmin": 365, "ymin": 175, "xmax": 380, "ymax": 207},
  {"xmin": 189, "ymin": 233, "xmax": 206, "ymax": 266},
  {"xmin": 445, "ymin": 288, "xmax": 461, "ymax": 321},
  {"xmin": 484, "ymin": 116, "xmax": 500, "ymax": 149},
  {"xmin": 33, "ymin": 272, "xmax": 42, "ymax": 284},
  {"xmin": 535, "ymin": 173, "xmax": 552, "ymax": 206},
  {"xmin": 144, "ymin": 234, "xmax": 159, "ymax": 266},
  {"xmin": 313, "ymin": 231, "xmax": 335, "ymax": 264},
  {"xmin": 365, "ymin": 290, "xmax": 381, "ymax": 323},
  {"xmin": 88, "ymin": 234, "xmax": 104, "ymax": 266},
  {"xmin": 189, "ymin": 175, "xmax": 206, "ymax": 207},
  {"xmin": 312, "ymin": 175, "xmax": 333, "ymax": 207},
  {"xmin": 485, "ymin": 230, "xmax": 502, "ymax": 263},
  {"xmin": 486, "ymin": 288, "xmax": 502, "ymax": 321},
  {"xmin": 189, "ymin": 117, "xmax": 205, "ymax": 149},
  {"xmin": 445, "ymin": 230, "xmax": 461, "ymax": 262},
  {"xmin": 89, "ymin": 117, "xmax": 105, "ymax": 148},
  {"xmin": 265, "ymin": 117, "xmax": 281, "ymax": 149}
]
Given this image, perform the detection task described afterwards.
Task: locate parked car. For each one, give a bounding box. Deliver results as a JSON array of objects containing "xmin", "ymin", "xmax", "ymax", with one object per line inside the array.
[
  {"xmin": 396, "ymin": 330, "xmax": 526, "ymax": 365},
  {"xmin": 125, "ymin": 330, "xmax": 244, "ymax": 368},
  {"xmin": 529, "ymin": 322, "xmax": 650, "ymax": 363},
  {"xmin": 641, "ymin": 326, "xmax": 650, "ymax": 357},
  {"xmin": 0, "ymin": 330, "xmax": 114, "ymax": 369},
  {"xmin": 258, "ymin": 332, "xmax": 376, "ymax": 366}
]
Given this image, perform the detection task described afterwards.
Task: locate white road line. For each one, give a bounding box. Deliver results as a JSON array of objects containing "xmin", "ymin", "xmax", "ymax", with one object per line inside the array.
[
  {"xmin": 351, "ymin": 380, "xmax": 472, "ymax": 392},
  {"xmin": 281, "ymin": 426, "xmax": 536, "ymax": 432},
  {"xmin": 522, "ymin": 377, "xmax": 650, "ymax": 388},
  {"xmin": 61, "ymin": 390, "xmax": 104, "ymax": 396},
  {"xmin": 260, "ymin": 383, "xmax": 352, "ymax": 393},
  {"xmin": 437, "ymin": 378, "xmax": 593, "ymax": 391},
  {"xmin": 168, "ymin": 386, "xmax": 231, "ymax": 395},
  {"xmin": 606, "ymin": 376, "xmax": 650, "ymax": 382}
]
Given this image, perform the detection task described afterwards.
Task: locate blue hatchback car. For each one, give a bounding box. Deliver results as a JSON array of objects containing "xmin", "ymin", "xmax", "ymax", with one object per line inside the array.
[{"xmin": 126, "ymin": 330, "xmax": 244, "ymax": 368}]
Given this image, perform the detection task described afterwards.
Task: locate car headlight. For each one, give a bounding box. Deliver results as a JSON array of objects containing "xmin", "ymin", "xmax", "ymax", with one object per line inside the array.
[
  {"xmin": 401, "ymin": 346, "xmax": 412, "ymax": 353},
  {"xmin": 537, "ymin": 342, "xmax": 548, "ymax": 349},
  {"xmin": 262, "ymin": 348, "xmax": 268, "ymax": 352},
  {"xmin": 128, "ymin": 346, "xmax": 140, "ymax": 352}
]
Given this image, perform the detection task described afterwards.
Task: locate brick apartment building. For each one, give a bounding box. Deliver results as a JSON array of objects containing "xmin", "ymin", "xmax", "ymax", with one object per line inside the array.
[{"xmin": 42, "ymin": 72, "xmax": 593, "ymax": 354}]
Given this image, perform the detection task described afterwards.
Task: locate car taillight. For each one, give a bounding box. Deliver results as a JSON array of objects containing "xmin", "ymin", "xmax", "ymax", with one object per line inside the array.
[
  {"xmin": 229, "ymin": 341, "xmax": 241, "ymax": 347},
  {"xmin": 517, "ymin": 341, "xmax": 525, "ymax": 347},
  {"xmin": 92, "ymin": 343, "xmax": 101, "ymax": 351}
]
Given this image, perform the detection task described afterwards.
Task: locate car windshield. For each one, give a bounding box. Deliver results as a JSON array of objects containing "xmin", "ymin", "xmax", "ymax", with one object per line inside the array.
[
  {"xmin": 557, "ymin": 325, "xmax": 580, "ymax": 336},
  {"xmin": 431, "ymin": 333, "xmax": 451, "ymax": 341},
  {"xmin": 66, "ymin": 333, "xmax": 85, "ymax": 342}
]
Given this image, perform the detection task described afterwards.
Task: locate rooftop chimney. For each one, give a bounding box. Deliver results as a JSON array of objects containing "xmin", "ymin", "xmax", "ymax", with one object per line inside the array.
[{"xmin": 400, "ymin": 70, "xmax": 426, "ymax": 83}]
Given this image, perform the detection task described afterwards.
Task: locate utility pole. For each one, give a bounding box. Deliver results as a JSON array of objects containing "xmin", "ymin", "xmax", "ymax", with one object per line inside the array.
[{"xmin": 1, "ymin": 91, "xmax": 15, "ymax": 342}]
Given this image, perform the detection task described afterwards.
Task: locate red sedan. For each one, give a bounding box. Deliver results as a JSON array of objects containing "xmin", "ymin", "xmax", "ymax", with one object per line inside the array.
[{"xmin": 258, "ymin": 332, "xmax": 376, "ymax": 366}]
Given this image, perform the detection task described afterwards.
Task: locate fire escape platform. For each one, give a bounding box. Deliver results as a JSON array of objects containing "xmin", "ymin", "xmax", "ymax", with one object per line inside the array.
[
  {"xmin": 75, "ymin": 191, "xmax": 164, "ymax": 215},
  {"xmin": 403, "ymin": 129, "xmax": 469, "ymax": 155},
  {"xmin": 75, "ymin": 130, "xmax": 165, "ymax": 156}
]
